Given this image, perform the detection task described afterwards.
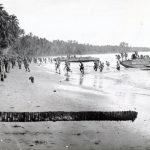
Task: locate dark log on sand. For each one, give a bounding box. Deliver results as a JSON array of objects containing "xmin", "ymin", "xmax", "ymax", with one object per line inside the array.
[{"xmin": 0, "ymin": 111, "xmax": 137, "ymax": 122}]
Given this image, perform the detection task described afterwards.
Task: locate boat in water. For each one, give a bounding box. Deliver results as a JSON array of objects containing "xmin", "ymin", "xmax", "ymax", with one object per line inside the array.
[
  {"xmin": 120, "ymin": 58, "xmax": 150, "ymax": 68},
  {"xmin": 54, "ymin": 56, "xmax": 99, "ymax": 63}
]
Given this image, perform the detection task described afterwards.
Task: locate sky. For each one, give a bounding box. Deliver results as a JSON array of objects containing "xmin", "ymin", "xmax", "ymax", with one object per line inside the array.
[{"xmin": 1, "ymin": 0, "xmax": 150, "ymax": 47}]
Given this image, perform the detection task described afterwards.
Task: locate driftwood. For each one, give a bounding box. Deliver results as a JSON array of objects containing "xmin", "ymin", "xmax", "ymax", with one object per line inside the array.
[{"xmin": 0, "ymin": 111, "xmax": 137, "ymax": 122}]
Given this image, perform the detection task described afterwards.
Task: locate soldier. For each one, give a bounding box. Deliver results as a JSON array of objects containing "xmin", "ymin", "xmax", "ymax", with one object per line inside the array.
[
  {"xmin": 64, "ymin": 60, "xmax": 71, "ymax": 75},
  {"xmin": 0, "ymin": 57, "xmax": 6, "ymax": 81},
  {"xmin": 44, "ymin": 58, "xmax": 47, "ymax": 64},
  {"xmin": 39, "ymin": 58, "xmax": 42, "ymax": 65},
  {"xmin": 120, "ymin": 53, "xmax": 124, "ymax": 61},
  {"xmin": 106, "ymin": 61, "xmax": 110, "ymax": 67},
  {"xmin": 34, "ymin": 57, "xmax": 37, "ymax": 63},
  {"xmin": 17, "ymin": 58, "xmax": 22, "ymax": 69},
  {"xmin": 23, "ymin": 58, "xmax": 30, "ymax": 72},
  {"xmin": 79, "ymin": 62, "xmax": 84, "ymax": 74},
  {"xmin": 125, "ymin": 52, "xmax": 128, "ymax": 60},
  {"xmin": 4, "ymin": 56, "xmax": 10, "ymax": 73},
  {"xmin": 55, "ymin": 60, "xmax": 61, "ymax": 74},
  {"xmin": 99, "ymin": 61, "xmax": 104, "ymax": 72},
  {"xmin": 11, "ymin": 56, "xmax": 16, "ymax": 68},
  {"xmin": 116, "ymin": 61, "xmax": 120, "ymax": 71},
  {"xmin": 116, "ymin": 54, "xmax": 121, "ymax": 62},
  {"xmin": 93, "ymin": 60, "xmax": 99, "ymax": 71}
]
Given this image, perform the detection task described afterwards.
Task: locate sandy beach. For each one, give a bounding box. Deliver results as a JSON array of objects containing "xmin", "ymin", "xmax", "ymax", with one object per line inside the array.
[
  {"xmin": 0, "ymin": 62, "xmax": 150, "ymax": 150},
  {"xmin": 1, "ymin": 0, "xmax": 150, "ymax": 149}
]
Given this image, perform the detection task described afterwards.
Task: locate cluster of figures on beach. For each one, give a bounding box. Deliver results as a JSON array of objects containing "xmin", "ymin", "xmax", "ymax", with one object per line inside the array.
[
  {"xmin": 54, "ymin": 59, "xmax": 120, "ymax": 75},
  {"xmin": 0, "ymin": 55, "xmax": 31, "ymax": 81},
  {"xmin": 54, "ymin": 57, "xmax": 120, "ymax": 75},
  {"xmin": 116, "ymin": 51, "xmax": 150, "ymax": 61},
  {"xmin": 54, "ymin": 51, "xmax": 150, "ymax": 75},
  {"xmin": 0, "ymin": 51, "xmax": 149, "ymax": 82}
]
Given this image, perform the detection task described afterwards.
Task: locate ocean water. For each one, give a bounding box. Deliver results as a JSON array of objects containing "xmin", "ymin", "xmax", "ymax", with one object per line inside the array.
[
  {"xmin": 44, "ymin": 52, "xmax": 150, "ymax": 94},
  {"xmin": 44, "ymin": 52, "xmax": 150, "ymax": 136}
]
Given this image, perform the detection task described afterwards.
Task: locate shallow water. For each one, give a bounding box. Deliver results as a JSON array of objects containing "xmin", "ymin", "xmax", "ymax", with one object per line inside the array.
[
  {"xmin": 44, "ymin": 52, "xmax": 150, "ymax": 100},
  {"xmin": 44, "ymin": 53, "xmax": 150, "ymax": 105},
  {"xmin": 44, "ymin": 52, "xmax": 150, "ymax": 136}
]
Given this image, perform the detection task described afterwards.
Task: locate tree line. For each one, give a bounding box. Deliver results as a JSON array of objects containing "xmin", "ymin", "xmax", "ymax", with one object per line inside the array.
[
  {"xmin": 0, "ymin": 4, "xmax": 23, "ymax": 54},
  {"xmin": 13, "ymin": 34, "xmax": 150, "ymax": 56},
  {"xmin": 1, "ymin": 3, "xmax": 150, "ymax": 56}
]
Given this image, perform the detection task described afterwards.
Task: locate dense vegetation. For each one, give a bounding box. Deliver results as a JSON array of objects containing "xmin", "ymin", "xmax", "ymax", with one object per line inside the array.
[
  {"xmin": 13, "ymin": 34, "xmax": 150, "ymax": 56},
  {"xmin": 0, "ymin": 4, "xmax": 23, "ymax": 53},
  {"xmin": 1, "ymin": 3, "xmax": 150, "ymax": 56}
]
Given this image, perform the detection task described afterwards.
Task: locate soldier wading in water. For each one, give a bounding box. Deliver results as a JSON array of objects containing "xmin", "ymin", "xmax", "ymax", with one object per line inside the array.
[
  {"xmin": 64, "ymin": 60, "xmax": 71, "ymax": 75},
  {"xmin": 79, "ymin": 62, "xmax": 84, "ymax": 74},
  {"xmin": 99, "ymin": 61, "xmax": 104, "ymax": 72},
  {"xmin": 93, "ymin": 60, "xmax": 99, "ymax": 71},
  {"xmin": 55, "ymin": 59, "xmax": 61, "ymax": 74},
  {"xmin": 116, "ymin": 61, "xmax": 120, "ymax": 70}
]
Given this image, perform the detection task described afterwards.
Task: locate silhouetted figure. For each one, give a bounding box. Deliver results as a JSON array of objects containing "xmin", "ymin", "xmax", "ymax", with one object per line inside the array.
[
  {"xmin": 79, "ymin": 62, "xmax": 84, "ymax": 74},
  {"xmin": 116, "ymin": 61, "xmax": 120, "ymax": 71},
  {"xmin": 99, "ymin": 61, "xmax": 104, "ymax": 72},
  {"xmin": 94, "ymin": 60, "xmax": 99, "ymax": 71},
  {"xmin": 106, "ymin": 61, "xmax": 110, "ymax": 67},
  {"xmin": 55, "ymin": 60, "xmax": 61, "ymax": 74},
  {"xmin": 64, "ymin": 61, "xmax": 71, "ymax": 74}
]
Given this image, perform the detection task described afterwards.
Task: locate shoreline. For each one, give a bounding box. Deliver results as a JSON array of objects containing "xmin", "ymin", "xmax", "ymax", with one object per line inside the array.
[
  {"xmin": 35, "ymin": 50, "xmax": 150, "ymax": 57},
  {"xmin": 0, "ymin": 62, "xmax": 149, "ymax": 150}
]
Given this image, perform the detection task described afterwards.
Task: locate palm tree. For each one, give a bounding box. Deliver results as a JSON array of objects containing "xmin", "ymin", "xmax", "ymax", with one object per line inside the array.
[{"xmin": 0, "ymin": 4, "xmax": 21, "ymax": 52}]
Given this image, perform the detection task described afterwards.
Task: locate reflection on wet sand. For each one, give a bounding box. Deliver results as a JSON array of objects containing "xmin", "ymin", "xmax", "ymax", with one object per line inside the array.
[{"xmin": 79, "ymin": 74, "xmax": 84, "ymax": 85}]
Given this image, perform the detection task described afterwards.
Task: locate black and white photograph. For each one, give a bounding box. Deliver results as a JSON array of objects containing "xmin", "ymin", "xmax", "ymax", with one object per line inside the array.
[{"xmin": 0, "ymin": 0, "xmax": 150, "ymax": 149}]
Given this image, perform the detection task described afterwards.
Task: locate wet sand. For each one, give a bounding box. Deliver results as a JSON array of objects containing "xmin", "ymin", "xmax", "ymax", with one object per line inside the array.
[{"xmin": 0, "ymin": 63, "xmax": 150, "ymax": 150}]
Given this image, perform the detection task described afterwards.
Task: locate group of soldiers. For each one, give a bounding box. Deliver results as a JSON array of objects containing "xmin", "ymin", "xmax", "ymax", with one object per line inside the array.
[
  {"xmin": 3, "ymin": 51, "xmax": 149, "ymax": 83},
  {"xmin": 131, "ymin": 51, "xmax": 150, "ymax": 60},
  {"xmin": 3, "ymin": 51, "xmax": 148, "ymax": 82},
  {"xmin": 55, "ymin": 59, "xmax": 72, "ymax": 75},
  {"xmin": 54, "ymin": 59, "xmax": 112, "ymax": 75},
  {"xmin": 116, "ymin": 52, "xmax": 128, "ymax": 62},
  {"xmin": 32, "ymin": 55, "xmax": 122, "ymax": 75},
  {"xmin": 0, "ymin": 53, "xmax": 127, "ymax": 83},
  {"xmin": 0, "ymin": 55, "xmax": 31, "ymax": 81},
  {"xmin": 0, "ymin": 54, "xmax": 122, "ymax": 82},
  {"xmin": 33, "ymin": 57, "xmax": 53, "ymax": 64},
  {"xmin": 115, "ymin": 51, "xmax": 150, "ymax": 71},
  {"xmin": 115, "ymin": 51, "xmax": 149, "ymax": 62},
  {"xmin": 93, "ymin": 60, "xmax": 110, "ymax": 72}
]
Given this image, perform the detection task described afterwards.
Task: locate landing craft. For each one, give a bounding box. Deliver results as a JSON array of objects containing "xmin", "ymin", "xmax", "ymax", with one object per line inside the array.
[
  {"xmin": 120, "ymin": 59, "xmax": 150, "ymax": 68},
  {"xmin": 54, "ymin": 56, "xmax": 99, "ymax": 63}
]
